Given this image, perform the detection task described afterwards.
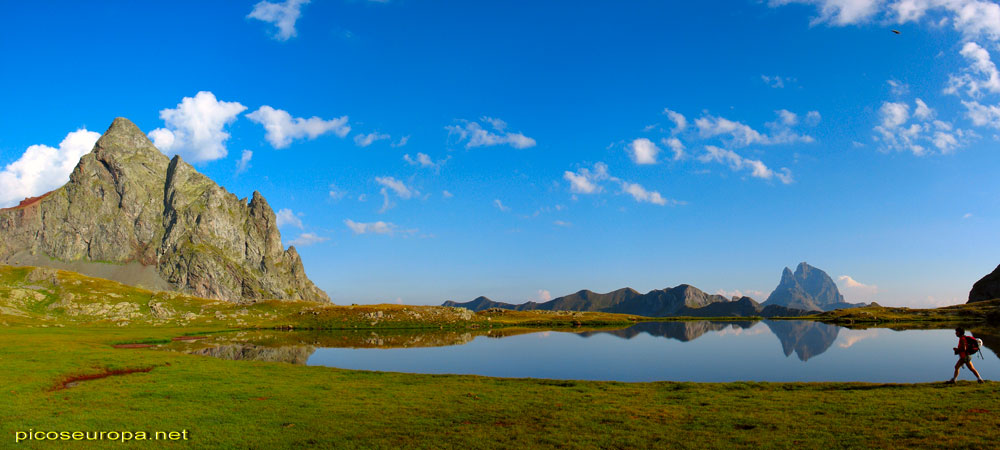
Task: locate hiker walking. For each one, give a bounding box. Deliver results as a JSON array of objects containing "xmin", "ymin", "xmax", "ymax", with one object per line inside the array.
[{"xmin": 948, "ymin": 327, "xmax": 985, "ymax": 384}]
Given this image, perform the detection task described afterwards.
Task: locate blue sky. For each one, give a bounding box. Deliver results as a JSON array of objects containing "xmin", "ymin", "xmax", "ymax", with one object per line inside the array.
[{"xmin": 2, "ymin": 0, "xmax": 1000, "ymax": 307}]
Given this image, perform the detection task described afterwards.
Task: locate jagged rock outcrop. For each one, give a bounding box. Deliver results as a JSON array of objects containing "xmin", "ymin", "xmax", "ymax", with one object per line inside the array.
[
  {"xmin": 0, "ymin": 118, "xmax": 329, "ymax": 303},
  {"xmin": 969, "ymin": 264, "xmax": 1000, "ymax": 303},
  {"xmin": 762, "ymin": 262, "xmax": 864, "ymax": 312}
]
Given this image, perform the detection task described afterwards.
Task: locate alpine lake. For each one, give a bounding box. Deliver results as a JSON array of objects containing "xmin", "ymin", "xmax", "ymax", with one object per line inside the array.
[{"xmin": 165, "ymin": 320, "xmax": 1000, "ymax": 383}]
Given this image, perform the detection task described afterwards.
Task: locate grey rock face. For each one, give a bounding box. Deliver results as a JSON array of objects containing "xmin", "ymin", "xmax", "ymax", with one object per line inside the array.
[
  {"xmin": 969, "ymin": 264, "xmax": 1000, "ymax": 303},
  {"xmin": 0, "ymin": 118, "xmax": 329, "ymax": 303},
  {"xmin": 762, "ymin": 262, "xmax": 848, "ymax": 312}
]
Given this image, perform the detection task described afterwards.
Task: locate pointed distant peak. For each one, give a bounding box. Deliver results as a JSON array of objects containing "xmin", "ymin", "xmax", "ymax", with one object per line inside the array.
[
  {"xmin": 94, "ymin": 117, "xmax": 162, "ymax": 160},
  {"xmin": 472, "ymin": 296, "xmax": 493, "ymax": 303},
  {"xmin": 796, "ymin": 262, "xmax": 813, "ymax": 274},
  {"xmin": 249, "ymin": 190, "xmax": 269, "ymax": 208},
  {"xmin": 783, "ymin": 267, "xmax": 794, "ymax": 275},
  {"xmin": 107, "ymin": 117, "xmax": 142, "ymax": 134}
]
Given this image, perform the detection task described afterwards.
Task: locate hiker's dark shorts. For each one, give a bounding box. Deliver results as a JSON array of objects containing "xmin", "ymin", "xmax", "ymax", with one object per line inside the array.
[{"xmin": 960, "ymin": 355, "xmax": 972, "ymax": 364}]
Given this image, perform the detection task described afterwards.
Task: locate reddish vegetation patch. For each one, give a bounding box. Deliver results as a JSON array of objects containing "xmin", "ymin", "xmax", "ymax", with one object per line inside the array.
[
  {"xmin": 0, "ymin": 191, "xmax": 53, "ymax": 212},
  {"xmin": 52, "ymin": 367, "xmax": 155, "ymax": 391},
  {"xmin": 112, "ymin": 343, "xmax": 155, "ymax": 349},
  {"xmin": 171, "ymin": 336, "xmax": 207, "ymax": 341},
  {"xmin": 968, "ymin": 409, "xmax": 991, "ymax": 414}
]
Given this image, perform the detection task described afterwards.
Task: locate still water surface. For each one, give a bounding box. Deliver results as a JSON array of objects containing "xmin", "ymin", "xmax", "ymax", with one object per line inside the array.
[{"xmin": 191, "ymin": 321, "xmax": 1000, "ymax": 383}]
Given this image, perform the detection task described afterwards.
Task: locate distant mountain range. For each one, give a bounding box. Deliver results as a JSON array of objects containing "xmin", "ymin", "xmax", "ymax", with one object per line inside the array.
[{"xmin": 443, "ymin": 262, "xmax": 866, "ymax": 318}]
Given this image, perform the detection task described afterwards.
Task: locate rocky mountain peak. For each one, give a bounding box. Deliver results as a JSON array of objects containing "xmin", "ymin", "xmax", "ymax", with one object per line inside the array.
[
  {"xmin": 763, "ymin": 262, "xmax": 845, "ymax": 311},
  {"xmin": 0, "ymin": 117, "xmax": 329, "ymax": 303}
]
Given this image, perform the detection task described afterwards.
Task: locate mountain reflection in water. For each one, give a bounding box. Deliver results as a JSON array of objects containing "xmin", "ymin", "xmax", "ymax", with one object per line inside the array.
[
  {"xmin": 178, "ymin": 321, "xmax": 1000, "ymax": 382},
  {"xmin": 577, "ymin": 321, "xmax": 756, "ymax": 342},
  {"xmin": 575, "ymin": 320, "xmax": 839, "ymax": 361}
]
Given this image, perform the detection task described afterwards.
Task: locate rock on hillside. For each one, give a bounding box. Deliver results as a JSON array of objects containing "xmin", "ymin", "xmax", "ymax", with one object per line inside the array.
[
  {"xmin": 0, "ymin": 118, "xmax": 328, "ymax": 303},
  {"xmin": 969, "ymin": 264, "xmax": 1000, "ymax": 303}
]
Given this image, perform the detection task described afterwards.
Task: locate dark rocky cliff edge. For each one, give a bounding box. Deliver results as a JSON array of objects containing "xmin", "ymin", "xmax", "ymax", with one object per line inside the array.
[{"xmin": 969, "ymin": 263, "xmax": 1000, "ymax": 303}]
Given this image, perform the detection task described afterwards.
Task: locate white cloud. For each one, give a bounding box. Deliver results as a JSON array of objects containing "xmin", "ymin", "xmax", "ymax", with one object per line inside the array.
[
  {"xmin": 446, "ymin": 118, "xmax": 536, "ymax": 149},
  {"xmin": 774, "ymin": 0, "xmax": 1000, "ymax": 41},
  {"xmin": 344, "ymin": 219, "xmax": 414, "ymax": 236},
  {"xmin": 695, "ymin": 112, "xmax": 813, "ymax": 147},
  {"xmin": 628, "ymin": 138, "xmax": 660, "ymax": 164},
  {"xmin": 698, "ymin": 146, "xmax": 794, "ymax": 184},
  {"xmin": 838, "ymin": 274, "xmax": 876, "ymax": 289},
  {"xmin": 662, "ymin": 137, "xmax": 685, "ymax": 160},
  {"xmin": 663, "ymin": 108, "xmax": 687, "ymax": 133},
  {"xmin": 563, "ymin": 162, "xmax": 610, "ymax": 194},
  {"xmin": 0, "ymin": 129, "xmax": 100, "ymax": 208},
  {"xmin": 354, "ymin": 132, "xmax": 390, "ymax": 147},
  {"xmin": 246, "ymin": 105, "xmax": 349, "ymax": 149},
  {"xmin": 494, "ymin": 199, "xmax": 511, "ymax": 212},
  {"xmin": 806, "ymin": 110, "xmax": 822, "ymax": 125},
  {"xmin": 880, "ymin": 101, "xmax": 911, "ymax": 128},
  {"xmin": 375, "ymin": 176, "xmax": 415, "ymax": 213},
  {"xmin": 769, "ymin": 0, "xmax": 884, "ymax": 25},
  {"xmin": 248, "ymin": 0, "xmax": 310, "ymax": 41},
  {"xmin": 149, "ymin": 91, "xmax": 247, "ymax": 162},
  {"xmin": 892, "ymin": 0, "xmax": 1000, "ymax": 41},
  {"xmin": 695, "ymin": 115, "xmax": 765, "ymax": 146},
  {"xmin": 537, "ymin": 289, "xmax": 552, "ymax": 301},
  {"xmin": 777, "ymin": 109, "xmax": 799, "ymax": 126},
  {"xmin": 276, "ymin": 208, "xmax": 304, "ymax": 229},
  {"xmin": 553, "ymin": 220, "xmax": 571, "ymax": 227},
  {"xmin": 287, "ymin": 232, "xmax": 328, "ymax": 247},
  {"xmin": 375, "ymin": 176, "xmax": 413, "ymax": 199},
  {"xmin": 837, "ymin": 275, "xmax": 879, "ymax": 300},
  {"xmin": 620, "ymin": 182, "xmax": 671, "ymax": 206},
  {"xmin": 762, "ymin": 75, "xmax": 795, "ymax": 88},
  {"xmin": 946, "ymin": 42, "xmax": 1000, "ymax": 98},
  {"xmin": 404, "ymin": 152, "xmax": 447, "ymax": 170},
  {"xmin": 392, "ymin": 136, "xmax": 410, "ymax": 147},
  {"xmin": 913, "ymin": 98, "xmax": 934, "ymax": 120},
  {"xmin": 563, "ymin": 162, "xmax": 681, "ymax": 205},
  {"xmin": 962, "ymin": 99, "xmax": 1000, "ymax": 128},
  {"xmin": 235, "ymin": 150, "xmax": 253, "ymax": 174},
  {"xmin": 328, "ymin": 184, "xmax": 346, "ymax": 200},
  {"xmin": 963, "ymin": 212, "xmax": 973, "ymax": 219},
  {"xmin": 442, "ymin": 190, "xmax": 454, "ymax": 199},
  {"xmin": 874, "ymin": 98, "xmax": 970, "ymax": 154},
  {"xmin": 888, "ymin": 79, "xmax": 910, "ymax": 96}
]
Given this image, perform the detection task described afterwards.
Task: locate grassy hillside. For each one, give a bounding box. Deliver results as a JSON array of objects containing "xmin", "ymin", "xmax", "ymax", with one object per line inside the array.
[
  {"xmin": 811, "ymin": 300, "xmax": 1000, "ymax": 325},
  {"xmin": 0, "ymin": 264, "xmax": 647, "ymax": 330}
]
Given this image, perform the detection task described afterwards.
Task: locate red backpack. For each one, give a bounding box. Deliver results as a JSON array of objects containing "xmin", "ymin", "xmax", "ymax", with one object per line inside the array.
[{"xmin": 964, "ymin": 335, "xmax": 981, "ymax": 356}]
